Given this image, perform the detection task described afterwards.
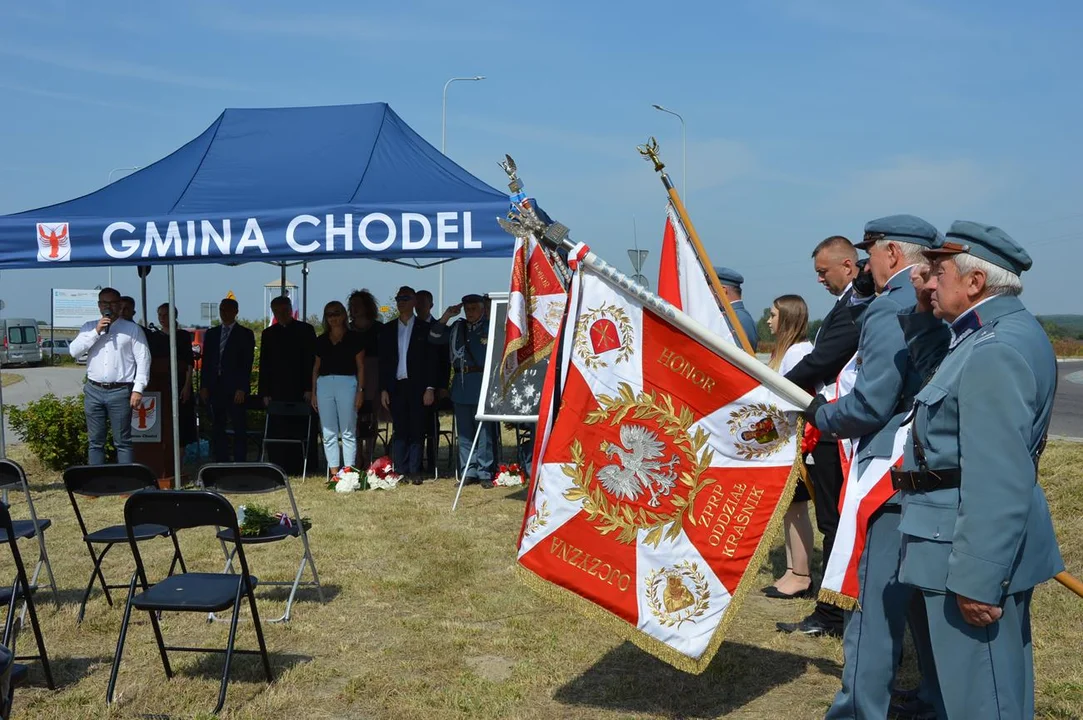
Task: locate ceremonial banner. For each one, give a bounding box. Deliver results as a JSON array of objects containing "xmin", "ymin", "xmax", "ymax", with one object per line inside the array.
[
  {"xmin": 518, "ymin": 250, "xmax": 802, "ymax": 672},
  {"xmin": 501, "ymin": 232, "xmax": 567, "ymax": 388},
  {"xmin": 818, "ymin": 354, "xmax": 905, "ymax": 609},
  {"xmin": 657, "ymin": 203, "xmax": 734, "ymax": 344}
]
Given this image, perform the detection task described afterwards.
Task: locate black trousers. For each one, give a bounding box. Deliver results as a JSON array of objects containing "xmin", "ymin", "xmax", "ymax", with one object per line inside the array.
[
  {"xmin": 390, "ymin": 380, "xmax": 426, "ymax": 474},
  {"xmin": 211, "ymin": 388, "xmax": 248, "ymax": 462},
  {"xmin": 808, "ymin": 439, "xmax": 844, "ymax": 628}
]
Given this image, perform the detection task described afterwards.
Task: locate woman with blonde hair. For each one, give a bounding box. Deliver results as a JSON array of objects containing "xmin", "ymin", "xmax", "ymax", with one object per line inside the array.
[
  {"xmin": 312, "ymin": 300, "xmax": 365, "ymax": 477},
  {"xmin": 763, "ymin": 295, "xmax": 816, "ymax": 599}
]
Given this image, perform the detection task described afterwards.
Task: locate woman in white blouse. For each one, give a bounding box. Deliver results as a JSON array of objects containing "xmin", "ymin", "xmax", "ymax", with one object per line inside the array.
[{"xmin": 763, "ymin": 295, "xmax": 816, "ymax": 599}]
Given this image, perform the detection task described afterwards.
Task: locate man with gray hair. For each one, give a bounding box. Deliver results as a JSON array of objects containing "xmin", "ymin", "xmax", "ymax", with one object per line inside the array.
[
  {"xmin": 790, "ymin": 215, "xmax": 941, "ymax": 719},
  {"xmin": 895, "ymin": 221, "xmax": 1059, "ymax": 719}
]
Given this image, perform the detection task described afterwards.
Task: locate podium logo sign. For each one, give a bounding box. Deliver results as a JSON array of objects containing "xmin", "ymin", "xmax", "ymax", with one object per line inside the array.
[{"xmin": 131, "ymin": 392, "xmax": 161, "ymax": 443}]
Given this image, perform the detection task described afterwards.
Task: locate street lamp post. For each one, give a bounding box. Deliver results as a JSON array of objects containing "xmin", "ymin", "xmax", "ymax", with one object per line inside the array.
[
  {"xmin": 439, "ymin": 75, "xmax": 485, "ymax": 311},
  {"xmin": 107, "ymin": 166, "xmax": 140, "ymax": 288},
  {"xmin": 651, "ymin": 105, "xmax": 686, "ymax": 206}
]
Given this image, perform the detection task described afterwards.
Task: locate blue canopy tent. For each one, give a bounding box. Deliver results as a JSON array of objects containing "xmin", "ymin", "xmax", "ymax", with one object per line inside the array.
[{"xmin": 0, "ymin": 102, "xmax": 514, "ymax": 482}]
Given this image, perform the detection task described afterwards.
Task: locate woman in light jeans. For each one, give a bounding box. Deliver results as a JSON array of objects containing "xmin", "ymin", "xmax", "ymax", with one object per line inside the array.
[{"xmin": 311, "ymin": 301, "xmax": 365, "ymax": 476}]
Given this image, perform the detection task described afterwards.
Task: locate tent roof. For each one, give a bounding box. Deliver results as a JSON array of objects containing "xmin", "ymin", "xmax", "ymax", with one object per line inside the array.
[{"xmin": 0, "ymin": 103, "xmax": 512, "ymax": 269}]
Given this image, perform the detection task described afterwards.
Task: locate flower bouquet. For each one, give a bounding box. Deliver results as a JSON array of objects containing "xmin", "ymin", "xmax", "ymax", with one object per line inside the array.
[
  {"xmin": 367, "ymin": 456, "xmax": 402, "ymax": 490},
  {"xmin": 493, "ymin": 463, "xmax": 528, "ymax": 487},
  {"xmin": 327, "ymin": 466, "xmax": 365, "ymax": 492},
  {"xmin": 237, "ymin": 503, "xmax": 311, "ymax": 538}
]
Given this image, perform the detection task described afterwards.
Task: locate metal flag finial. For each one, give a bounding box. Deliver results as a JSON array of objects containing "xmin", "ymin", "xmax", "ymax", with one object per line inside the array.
[{"xmin": 637, "ymin": 136, "xmax": 665, "ymax": 173}]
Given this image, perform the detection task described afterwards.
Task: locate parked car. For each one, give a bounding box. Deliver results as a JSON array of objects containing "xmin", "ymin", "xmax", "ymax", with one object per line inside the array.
[
  {"xmin": 0, "ymin": 318, "xmax": 44, "ymax": 366},
  {"xmin": 41, "ymin": 338, "xmax": 71, "ymax": 360}
]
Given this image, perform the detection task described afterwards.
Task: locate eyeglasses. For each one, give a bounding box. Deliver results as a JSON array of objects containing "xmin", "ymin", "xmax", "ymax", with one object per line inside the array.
[{"xmin": 395, "ymin": 295, "xmax": 414, "ymax": 302}]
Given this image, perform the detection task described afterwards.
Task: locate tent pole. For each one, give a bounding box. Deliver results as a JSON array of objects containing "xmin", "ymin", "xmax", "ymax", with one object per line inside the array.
[
  {"xmin": 0, "ymin": 354, "xmax": 6, "ymax": 460},
  {"xmin": 140, "ymin": 272, "xmax": 148, "ymax": 329},
  {"xmin": 302, "ymin": 262, "xmax": 309, "ymax": 321},
  {"xmin": 280, "ymin": 263, "xmax": 286, "ymax": 297},
  {"xmin": 168, "ymin": 265, "xmax": 182, "ymax": 487}
]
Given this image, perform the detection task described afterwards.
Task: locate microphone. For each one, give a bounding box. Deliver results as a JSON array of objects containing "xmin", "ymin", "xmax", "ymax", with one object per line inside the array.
[{"xmin": 102, "ymin": 309, "xmax": 114, "ymax": 333}]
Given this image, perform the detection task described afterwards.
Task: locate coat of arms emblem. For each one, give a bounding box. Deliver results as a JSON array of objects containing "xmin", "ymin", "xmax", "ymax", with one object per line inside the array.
[
  {"xmin": 131, "ymin": 396, "xmax": 158, "ymax": 431},
  {"xmin": 36, "ymin": 222, "xmax": 71, "ymax": 263},
  {"xmin": 563, "ymin": 382, "xmax": 714, "ymax": 547},
  {"xmin": 574, "ymin": 302, "xmax": 633, "ymax": 369},
  {"xmin": 726, "ymin": 403, "xmax": 793, "ymax": 460}
]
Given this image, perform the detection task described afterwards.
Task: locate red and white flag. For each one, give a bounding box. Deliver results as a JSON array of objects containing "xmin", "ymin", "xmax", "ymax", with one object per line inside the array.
[
  {"xmin": 501, "ymin": 233, "xmax": 567, "ymax": 389},
  {"xmin": 818, "ymin": 354, "xmax": 907, "ymax": 608},
  {"xmin": 657, "ymin": 203, "xmax": 735, "ymax": 344},
  {"xmin": 519, "ymin": 245, "xmax": 802, "ymax": 673}
]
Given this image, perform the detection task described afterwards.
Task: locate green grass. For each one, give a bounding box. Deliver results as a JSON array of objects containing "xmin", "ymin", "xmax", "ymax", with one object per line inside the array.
[{"xmin": 4, "ymin": 442, "xmax": 1082, "ymax": 719}]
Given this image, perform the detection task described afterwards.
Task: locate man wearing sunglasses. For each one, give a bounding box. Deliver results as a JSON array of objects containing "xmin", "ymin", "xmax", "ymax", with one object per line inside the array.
[{"xmin": 378, "ymin": 286, "xmax": 438, "ymax": 483}]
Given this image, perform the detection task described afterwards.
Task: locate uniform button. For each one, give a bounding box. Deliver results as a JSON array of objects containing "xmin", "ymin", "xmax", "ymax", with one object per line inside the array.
[
  {"xmin": 933, "ymin": 531, "xmax": 940, "ymax": 539},
  {"xmin": 1001, "ymin": 580, "xmax": 1010, "ymax": 588}
]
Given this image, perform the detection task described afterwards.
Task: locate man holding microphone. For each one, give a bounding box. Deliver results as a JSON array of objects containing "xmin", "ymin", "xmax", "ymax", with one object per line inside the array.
[{"xmin": 70, "ymin": 287, "xmax": 151, "ymax": 465}]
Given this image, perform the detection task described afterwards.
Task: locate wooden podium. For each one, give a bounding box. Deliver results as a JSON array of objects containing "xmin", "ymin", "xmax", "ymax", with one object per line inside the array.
[{"xmin": 133, "ymin": 354, "xmax": 179, "ymax": 488}]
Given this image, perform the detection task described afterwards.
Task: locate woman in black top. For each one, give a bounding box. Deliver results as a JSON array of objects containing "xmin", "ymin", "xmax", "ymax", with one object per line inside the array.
[
  {"xmin": 312, "ymin": 301, "xmax": 364, "ymax": 476},
  {"xmin": 347, "ymin": 289, "xmax": 384, "ymax": 357}
]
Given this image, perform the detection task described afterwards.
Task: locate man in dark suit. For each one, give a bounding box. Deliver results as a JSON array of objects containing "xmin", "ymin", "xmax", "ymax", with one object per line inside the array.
[
  {"xmin": 778, "ymin": 235, "xmax": 870, "ymax": 638},
  {"xmin": 415, "ymin": 289, "xmax": 444, "ymax": 473},
  {"xmin": 200, "ymin": 298, "xmax": 256, "ymax": 462},
  {"xmin": 258, "ymin": 295, "xmax": 317, "ymax": 473},
  {"xmin": 379, "ymin": 286, "xmax": 436, "ymax": 484}
]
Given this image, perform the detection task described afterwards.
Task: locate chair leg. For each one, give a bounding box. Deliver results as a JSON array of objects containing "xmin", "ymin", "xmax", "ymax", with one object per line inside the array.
[
  {"xmin": 21, "ymin": 578, "xmax": 54, "ymax": 690},
  {"xmin": 30, "ymin": 533, "xmax": 60, "ymax": 609},
  {"xmin": 215, "ymin": 584, "xmax": 245, "ymax": 715},
  {"xmin": 208, "ymin": 546, "xmax": 239, "ymax": 623},
  {"xmin": 106, "ymin": 574, "xmax": 139, "ymax": 705},
  {"xmin": 300, "ymin": 533, "xmax": 325, "ymax": 604},
  {"xmin": 167, "ymin": 533, "xmax": 187, "ymax": 576},
  {"xmin": 79, "ymin": 543, "xmax": 115, "ymax": 623},
  {"xmin": 279, "ymin": 555, "xmax": 308, "ymax": 624},
  {"xmin": 245, "ymin": 581, "xmax": 274, "ymax": 684},
  {"xmin": 146, "ymin": 604, "xmax": 173, "ymax": 680}
]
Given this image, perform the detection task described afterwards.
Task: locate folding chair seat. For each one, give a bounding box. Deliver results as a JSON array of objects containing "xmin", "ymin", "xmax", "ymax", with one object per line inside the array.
[
  {"xmin": 260, "ymin": 401, "xmax": 314, "ymax": 482},
  {"xmin": 62, "ymin": 464, "xmax": 187, "ymax": 622},
  {"xmin": 107, "ymin": 490, "xmax": 273, "ymax": 716},
  {"xmin": 198, "ymin": 463, "xmax": 324, "ymax": 623},
  {"xmin": 0, "ymin": 461, "xmax": 58, "ymax": 608},
  {"xmin": 0, "ymin": 503, "xmax": 52, "ymax": 690}
]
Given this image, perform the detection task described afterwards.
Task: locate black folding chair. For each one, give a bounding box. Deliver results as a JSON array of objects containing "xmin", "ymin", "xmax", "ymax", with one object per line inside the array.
[
  {"xmin": 0, "ymin": 503, "xmax": 52, "ymax": 690},
  {"xmin": 260, "ymin": 401, "xmax": 313, "ymax": 482},
  {"xmin": 0, "ymin": 461, "xmax": 58, "ymax": 608},
  {"xmin": 107, "ymin": 490, "xmax": 273, "ymax": 715},
  {"xmin": 0, "ymin": 642, "xmax": 13, "ymax": 720},
  {"xmin": 198, "ymin": 463, "xmax": 324, "ymax": 623},
  {"xmin": 62, "ymin": 464, "xmax": 187, "ymax": 622}
]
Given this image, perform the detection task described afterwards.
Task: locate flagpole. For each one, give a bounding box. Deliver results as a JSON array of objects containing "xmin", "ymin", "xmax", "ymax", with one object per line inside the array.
[
  {"xmin": 637, "ymin": 138, "xmax": 755, "ymax": 356},
  {"xmin": 500, "ymin": 216, "xmax": 813, "ymax": 410}
]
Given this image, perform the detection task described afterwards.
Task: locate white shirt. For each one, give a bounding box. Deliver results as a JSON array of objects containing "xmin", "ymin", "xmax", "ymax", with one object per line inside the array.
[
  {"xmin": 70, "ymin": 318, "xmax": 151, "ymax": 393},
  {"xmin": 396, "ymin": 315, "xmax": 414, "ymax": 380},
  {"xmin": 779, "ymin": 341, "xmax": 814, "ymax": 377}
]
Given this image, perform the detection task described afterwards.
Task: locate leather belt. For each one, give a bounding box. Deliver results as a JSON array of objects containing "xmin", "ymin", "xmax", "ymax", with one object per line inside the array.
[
  {"xmin": 890, "ymin": 468, "xmax": 961, "ymax": 492},
  {"xmin": 86, "ymin": 379, "xmax": 134, "ymax": 390}
]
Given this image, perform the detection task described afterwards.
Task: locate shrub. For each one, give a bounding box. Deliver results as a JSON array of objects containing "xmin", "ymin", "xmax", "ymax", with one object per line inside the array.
[{"xmin": 5, "ymin": 393, "xmax": 112, "ymax": 470}]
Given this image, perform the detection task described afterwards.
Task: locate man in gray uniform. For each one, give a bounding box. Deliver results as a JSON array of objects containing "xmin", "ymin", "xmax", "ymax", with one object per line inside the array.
[
  {"xmin": 799, "ymin": 215, "xmax": 942, "ymax": 719},
  {"xmin": 894, "ymin": 222, "xmax": 1061, "ymax": 720},
  {"xmin": 430, "ymin": 294, "xmax": 495, "ymax": 486},
  {"xmin": 713, "ymin": 266, "xmax": 758, "ymax": 350}
]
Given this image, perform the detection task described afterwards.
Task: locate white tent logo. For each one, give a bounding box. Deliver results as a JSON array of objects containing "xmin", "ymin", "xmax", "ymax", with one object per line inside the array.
[{"xmin": 37, "ymin": 222, "xmax": 71, "ymax": 262}]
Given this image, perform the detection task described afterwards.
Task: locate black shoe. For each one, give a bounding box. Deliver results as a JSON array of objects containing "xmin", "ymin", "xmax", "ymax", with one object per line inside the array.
[
  {"xmin": 763, "ymin": 583, "xmax": 814, "ymax": 600},
  {"xmin": 411, "ymin": 475, "xmax": 423, "ymax": 486},
  {"xmin": 889, "ymin": 692, "xmax": 936, "ymax": 720},
  {"xmin": 776, "ymin": 615, "xmax": 842, "ymax": 638},
  {"xmin": 479, "ymin": 480, "xmax": 493, "ymax": 489}
]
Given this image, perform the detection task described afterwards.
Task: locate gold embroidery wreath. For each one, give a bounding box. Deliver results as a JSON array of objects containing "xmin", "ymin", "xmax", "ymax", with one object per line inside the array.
[
  {"xmin": 562, "ymin": 382, "xmax": 714, "ymax": 547},
  {"xmin": 726, "ymin": 402, "xmax": 793, "ymax": 461},
  {"xmin": 645, "ymin": 560, "xmax": 711, "ymax": 628},
  {"xmin": 573, "ymin": 302, "xmax": 634, "ymax": 370},
  {"xmin": 523, "ymin": 499, "xmax": 551, "ymax": 536}
]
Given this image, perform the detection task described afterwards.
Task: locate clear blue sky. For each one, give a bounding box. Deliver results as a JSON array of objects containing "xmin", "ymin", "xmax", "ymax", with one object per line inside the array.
[{"xmin": 1, "ymin": 0, "xmax": 1080, "ymax": 327}]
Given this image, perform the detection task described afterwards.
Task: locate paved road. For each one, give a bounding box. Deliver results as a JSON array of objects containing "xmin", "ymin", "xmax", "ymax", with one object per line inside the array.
[
  {"xmin": 1051, "ymin": 359, "xmax": 1083, "ymax": 441},
  {"xmin": 0, "ymin": 365, "xmax": 86, "ymax": 446}
]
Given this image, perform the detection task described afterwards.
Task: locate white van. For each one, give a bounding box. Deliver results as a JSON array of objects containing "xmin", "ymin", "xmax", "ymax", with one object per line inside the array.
[{"xmin": 0, "ymin": 318, "xmax": 44, "ymax": 366}]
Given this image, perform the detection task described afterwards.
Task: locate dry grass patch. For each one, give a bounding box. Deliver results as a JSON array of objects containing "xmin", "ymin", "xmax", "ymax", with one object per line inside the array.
[
  {"xmin": 1, "ymin": 442, "xmax": 1080, "ymax": 719},
  {"xmin": 1, "ymin": 372, "xmax": 24, "ymax": 388}
]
